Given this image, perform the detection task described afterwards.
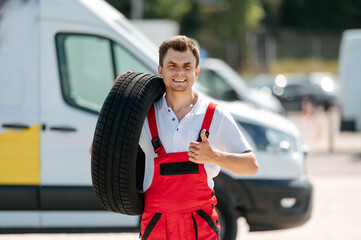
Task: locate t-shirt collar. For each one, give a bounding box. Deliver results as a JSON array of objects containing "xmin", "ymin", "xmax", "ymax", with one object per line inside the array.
[{"xmin": 158, "ymin": 91, "xmax": 207, "ymax": 115}]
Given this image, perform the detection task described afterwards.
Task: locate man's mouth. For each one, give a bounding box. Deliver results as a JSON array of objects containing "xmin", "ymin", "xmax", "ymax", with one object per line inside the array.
[{"xmin": 173, "ymin": 79, "xmax": 187, "ymax": 83}]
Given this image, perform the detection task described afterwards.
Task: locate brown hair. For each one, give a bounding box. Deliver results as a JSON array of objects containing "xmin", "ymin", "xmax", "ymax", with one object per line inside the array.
[{"xmin": 159, "ymin": 35, "xmax": 200, "ymax": 67}]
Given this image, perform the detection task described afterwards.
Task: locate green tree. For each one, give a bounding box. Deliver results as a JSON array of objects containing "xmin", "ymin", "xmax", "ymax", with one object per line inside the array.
[
  {"xmin": 105, "ymin": 0, "xmax": 131, "ymax": 18},
  {"xmin": 280, "ymin": 0, "xmax": 361, "ymax": 32},
  {"xmin": 194, "ymin": 0, "xmax": 264, "ymax": 70},
  {"xmin": 105, "ymin": 0, "xmax": 200, "ymax": 37},
  {"xmin": 259, "ymin": 0, "xmax": 282, "ymax": 34},
  {"xmin": 105, "ymin": 0, "xmax": 264, "ymax": 71}
]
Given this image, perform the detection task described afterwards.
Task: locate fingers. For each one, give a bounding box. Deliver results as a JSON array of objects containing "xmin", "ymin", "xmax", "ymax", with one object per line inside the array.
[
  {"xmin": 188, "ymin": 149, "xmax": 199, "ymax": 157},
  {"xmin": 89, "ymin": 142, "xmax": 93, "ymax": 156},
  {"xmin": 188, "ymin": 144, "xmax": 199, "ymax": 163},
  {"xmin": 113, "ymin": 71, "xmax": 132, "ymax": 86},
  {"xmin": 188, "ymin": 151, "xmax": 200, "ymax": 163},
  {"xmin": 188, "ymin": 145, "xmax": 198, "ymax": 152},
  {"xmin": 118, "ymin": 70, "xmax": 131, "ymax": 79},
  {"xmin": 189, "ymin": 141, "xmax": 199, "ymax": 148},
  {"xmin": 188, "ymin": 156, "xmax": 199, "ymax": 163}
]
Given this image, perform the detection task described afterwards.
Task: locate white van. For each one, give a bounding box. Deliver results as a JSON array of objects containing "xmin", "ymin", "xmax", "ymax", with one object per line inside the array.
[
  {"xmin": 0, "ymin": 0, "xmax": 156, "ymax": 230},
  {"xmin": 339, "ymin": 29, "xmax": 361, "ymax": 131},
  {"xmin": 0, "ymin": 0, "xmax": 312, "ymax": 237}
]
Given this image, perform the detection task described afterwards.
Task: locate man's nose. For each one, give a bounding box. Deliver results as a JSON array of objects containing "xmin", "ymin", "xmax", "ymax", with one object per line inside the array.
[{"xmin": 175, "ymin": 66, "xmax": 185, "ymax": 73}]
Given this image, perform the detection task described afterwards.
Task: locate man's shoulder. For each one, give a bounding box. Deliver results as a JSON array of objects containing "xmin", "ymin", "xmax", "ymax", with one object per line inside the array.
[
  {"xmin": 196, "ymin": 94, "xmax": 231, "ymax": 118},
  {"xmin": 153, "ymin": 93, "xmax": 167, "ymax": 110}
]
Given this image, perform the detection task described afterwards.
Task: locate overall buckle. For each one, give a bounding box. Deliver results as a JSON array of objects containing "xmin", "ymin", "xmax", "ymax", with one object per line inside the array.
[{"xmin": 151, "ymin": 136, "xmax": 163, "ymax": 153}]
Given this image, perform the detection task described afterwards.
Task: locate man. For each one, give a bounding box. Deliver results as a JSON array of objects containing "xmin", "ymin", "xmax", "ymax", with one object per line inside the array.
[
  {"xmin": 138, "ymin": 36, "xmax": 258, "ymax": 240},
  {"xmin": 90, "ymin": 35, "xmax": 258, "ymax": 239}
]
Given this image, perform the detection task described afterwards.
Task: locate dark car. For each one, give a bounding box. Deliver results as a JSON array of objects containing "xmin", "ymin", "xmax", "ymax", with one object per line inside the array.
[{"xmin": 250, "ymin": 73, "xmax": 340, "ymax": 112}]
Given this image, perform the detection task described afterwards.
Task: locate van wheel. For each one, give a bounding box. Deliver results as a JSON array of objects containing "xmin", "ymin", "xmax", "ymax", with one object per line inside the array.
[
  {"xmin": 91, "ymin": 72, "xmax": 165, "ymax": 215},
  {"xmin": 216, "ymin": 189, "xmax": 238, "ymax": 240}
]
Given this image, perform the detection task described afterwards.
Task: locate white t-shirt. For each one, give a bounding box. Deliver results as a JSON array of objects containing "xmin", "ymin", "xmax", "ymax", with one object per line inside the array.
[{"xmin": 139, "ymin": 92, "xmax": 251, "ymax": 191}]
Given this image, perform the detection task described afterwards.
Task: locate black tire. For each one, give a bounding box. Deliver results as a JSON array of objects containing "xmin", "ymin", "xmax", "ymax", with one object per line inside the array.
[
  {"xmin": 216, "ymin": 189, "xmax": 238, "ymax": 240},
  {"xmin": 91, "ymin": 72, "xmax": 165, "ymax": 215}
]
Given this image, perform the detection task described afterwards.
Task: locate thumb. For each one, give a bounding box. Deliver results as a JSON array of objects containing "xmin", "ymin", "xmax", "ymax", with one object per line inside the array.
[{"xmin": 201, "ymin": 129, "xmax": 209, "ymax": 143}]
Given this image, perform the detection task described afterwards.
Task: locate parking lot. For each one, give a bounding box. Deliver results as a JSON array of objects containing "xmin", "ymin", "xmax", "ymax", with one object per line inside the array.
[
  {"xmin": 1, "ymin": 111, "xmax": 361, "ymax": 240},
  {"xmin": 239, "ymin": 111, "xmax": 361, "ymax": 240}
]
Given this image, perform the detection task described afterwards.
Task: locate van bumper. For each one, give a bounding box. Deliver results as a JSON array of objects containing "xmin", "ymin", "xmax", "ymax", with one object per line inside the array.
[{"xmin": 240, "ymin": 176, "xmax": 313, "ymax": 231}]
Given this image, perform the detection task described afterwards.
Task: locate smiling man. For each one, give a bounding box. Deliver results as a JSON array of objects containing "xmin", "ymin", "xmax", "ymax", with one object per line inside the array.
[{"xmin": 138, "ymin": 35, "xmax": 259, "ymax": 240}]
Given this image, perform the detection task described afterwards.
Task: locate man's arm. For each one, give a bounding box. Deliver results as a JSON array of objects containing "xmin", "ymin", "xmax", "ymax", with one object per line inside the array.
[{"xmin": 188, "ymin": 129, "xmax": 259, "ymax": 175}]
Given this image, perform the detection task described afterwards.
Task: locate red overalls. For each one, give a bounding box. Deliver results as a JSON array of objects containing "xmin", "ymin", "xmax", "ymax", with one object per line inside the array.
[{"xmin": 140, "ymin": 102, "xmax": 220, "ymax": 240}]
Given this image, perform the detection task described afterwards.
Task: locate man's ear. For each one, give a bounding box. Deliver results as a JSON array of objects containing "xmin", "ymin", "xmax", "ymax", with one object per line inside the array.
[
  {"xmin": 158, "ymin": 65, "xmax": 163, "ymax": 78},
  {"xmin": 195, "ymin": 66, "xmax": 200, "ymax": 79}
]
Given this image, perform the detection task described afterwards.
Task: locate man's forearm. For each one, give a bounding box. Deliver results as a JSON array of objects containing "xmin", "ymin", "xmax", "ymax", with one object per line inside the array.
[
  {"xmin": 188, "ymin": 130, "xmax": 259, "ymax": 175},
  {"xmin": 213, "ymin": 150, "xmax": 259, "ymax": 175}
]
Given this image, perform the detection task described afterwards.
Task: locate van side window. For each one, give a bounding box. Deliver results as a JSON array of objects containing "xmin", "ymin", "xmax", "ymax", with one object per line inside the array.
[
  {"xmin": 113, "ymin": 44, "xmax": 153, "ymax": 75},
  {"xmin": 56, "ymin": 33, "xmax": 153, "ymax": 113},
  {"xmin": 197, "ymin": 69, "xmax": 235, "ymax": 101}
]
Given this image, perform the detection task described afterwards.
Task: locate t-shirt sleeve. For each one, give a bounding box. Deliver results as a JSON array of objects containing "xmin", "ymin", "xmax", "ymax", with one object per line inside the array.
[
  {"xmin": 212, "ymin": 107, "xmax": 252, "ymax": 154},
  {"xmin": 139, "ymin": 117, "xmax": 149, "ymax": 151}
]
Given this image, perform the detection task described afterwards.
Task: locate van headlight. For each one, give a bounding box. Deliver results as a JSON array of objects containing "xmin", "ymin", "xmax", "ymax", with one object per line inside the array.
[{"xmin": 238, "ymin": 121, "xmax": 298, "ymax": 153}]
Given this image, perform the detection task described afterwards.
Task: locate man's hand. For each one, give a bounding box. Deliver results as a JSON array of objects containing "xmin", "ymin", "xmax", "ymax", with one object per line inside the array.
[
  {"xmin": 113, "ymin": 71, "xmax": 131, "ymax": 87},
  {"xmin": 188, "ymin": 129, "xmax": 221, "ymax": 164},
  {"xmin": 89, "ymin": 142, "xmax": 93, "ymax": 156},
  {"xmin": 188, "ymin": 129, "xmax": 259, "ymax": 175}
]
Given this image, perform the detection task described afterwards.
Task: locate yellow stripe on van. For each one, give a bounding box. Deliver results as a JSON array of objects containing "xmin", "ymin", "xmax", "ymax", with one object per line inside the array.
[{"xmin": 0, "ymin": 124, "xmax": 40, "ymax": 185}]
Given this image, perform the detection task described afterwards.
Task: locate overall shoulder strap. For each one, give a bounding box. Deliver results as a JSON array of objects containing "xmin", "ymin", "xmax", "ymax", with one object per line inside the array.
[
  {"xmin": 147, "ymin": 104, "xmax": 166, "ymax": 155},
  {"xmin": 197, "ymin": 102, "xmax": 217, "ymax": 142}
]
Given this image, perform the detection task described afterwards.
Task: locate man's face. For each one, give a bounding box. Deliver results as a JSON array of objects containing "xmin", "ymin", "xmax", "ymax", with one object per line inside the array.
[{"xmin": 158, "ymin": 48, "xmax": 200, "ymax": 94}]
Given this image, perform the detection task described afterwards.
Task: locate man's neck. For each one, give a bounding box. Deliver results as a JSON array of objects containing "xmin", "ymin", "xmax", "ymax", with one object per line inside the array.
[{"xmin": 165, "ymin": 90, "xmax": 197, "ymax": 121}]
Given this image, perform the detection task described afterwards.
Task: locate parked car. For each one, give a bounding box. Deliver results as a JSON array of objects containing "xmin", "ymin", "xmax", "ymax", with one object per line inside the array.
[
  {"xmin": 250, "ymin": 73, "xmax": 340, "ymax": 112},
  {"xmin": 0, "ymin": 0, "xmax": 312, "ymax": 239},
  {"xmin": 196, "ymin": 58, "xmax": 285, "ymax": 114}
]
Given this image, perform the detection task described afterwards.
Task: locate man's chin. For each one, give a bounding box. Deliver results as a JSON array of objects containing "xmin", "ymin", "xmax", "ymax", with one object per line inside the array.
[{"xmin": 170, "ymin": 86, "xmax": 188, "ymax": 92}]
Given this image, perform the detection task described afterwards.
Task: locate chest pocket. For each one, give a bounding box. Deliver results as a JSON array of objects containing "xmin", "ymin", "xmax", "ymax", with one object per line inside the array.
[{"xmin": 160, "ymin": 161, "xmax": 199, "ymax": 175}]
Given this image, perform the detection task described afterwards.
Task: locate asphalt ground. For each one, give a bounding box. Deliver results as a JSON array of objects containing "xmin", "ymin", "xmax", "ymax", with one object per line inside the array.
[{"xmin": 1, "ymin": 110, "xmax": 361, "ymax": 240}]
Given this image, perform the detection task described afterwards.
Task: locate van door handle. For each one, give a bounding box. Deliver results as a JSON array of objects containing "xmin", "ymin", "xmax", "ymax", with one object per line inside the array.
[
  {"xmin": 2, "ymin": 123, "xmax": 30, "ymax": 130},
  {"xmin": 49, "ymin": 126, "xmax": 77, "ymax": 132}
]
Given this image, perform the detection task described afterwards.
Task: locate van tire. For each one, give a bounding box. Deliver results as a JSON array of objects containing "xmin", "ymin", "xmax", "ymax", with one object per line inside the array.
[
  {"xmin": 91, "ymin": 72, "xmax": 165, "ymax": 215},
  {"xmin": 215, "ymin": 189, "xmax": 238, "ymax": 240}
]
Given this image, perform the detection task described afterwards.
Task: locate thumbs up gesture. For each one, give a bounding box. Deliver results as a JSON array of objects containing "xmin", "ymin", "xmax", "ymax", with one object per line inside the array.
[{"xmin": 188, "ymin": 129, "xmax": 220, "ymax": 164}]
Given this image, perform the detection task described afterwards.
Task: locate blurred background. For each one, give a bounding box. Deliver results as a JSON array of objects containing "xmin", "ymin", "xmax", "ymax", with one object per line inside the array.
[
  {"xmin": 105, "ymin": 0, "xmax": 361, "ymax": 133},
  {"xmin": 1, "ymin": 0, "xmax": 361, "ymax": 239},
  {"xmin": 106, "ymin": 0, "xmax": 360, "ymax": 76}
]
